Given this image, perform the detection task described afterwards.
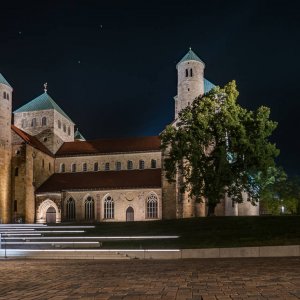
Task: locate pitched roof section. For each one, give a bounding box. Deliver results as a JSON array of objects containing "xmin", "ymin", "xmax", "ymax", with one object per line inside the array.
[
  {"xmin": 36, "ymin": 169, "xmax": 162, "ymax": 193},
  {"xmin": 11, "ymin": 125, "xmax": 53, "ymax": 157},
  {"xmin": 74, "ymin": 129, "xmax": 85, "ymax": 141},
  {"xmin": 14, "ymin": 92, "xmax": 74, "ymax": 123},
  {"xmin": 56, "ymin": 136, "xmax": 161, "ymax": 156},
  {"xmin": 0, "ymin": 73, "xmax": 12, "ymax": 88},
  {"xmin": 204, "ymin": 78, "xmax": 216, "ymax": 94},
  {"xmin": 177, "ymin": 48, "xmax": 205, "ymax": 68}
]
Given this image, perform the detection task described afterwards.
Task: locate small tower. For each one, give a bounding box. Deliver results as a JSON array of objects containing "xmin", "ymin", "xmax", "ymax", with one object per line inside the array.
[
  {"xmin": 175, "ymin": 48, "xmax": 205, "ymax": 118},
  {"xmin": 0, "ymin": 73, "xmax": 13, "ymax": 223}
]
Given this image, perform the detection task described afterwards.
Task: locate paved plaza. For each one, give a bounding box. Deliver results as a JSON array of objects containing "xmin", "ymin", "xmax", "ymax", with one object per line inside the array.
[{"xmin": 0, "ymin": 257, "xmax": 299, "ymax": 299}]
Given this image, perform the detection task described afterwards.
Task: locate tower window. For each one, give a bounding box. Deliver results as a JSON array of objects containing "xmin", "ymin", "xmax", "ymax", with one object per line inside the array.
[
  {"xmin": 42, "ymin": 117, "xmax": 47, "ymax": 126},
  {"xmin": 63, "ymin": 124, "xmax": 66, "ymax": 132},
  {"xmin": 94, "ymin": 162, "xmax": 98, "ymax": 171},
  {"xmin": 82, "ymin": 163, "xmax": 87, "ymax": 172},
  {"xmin": 3, "ymin": 91, "xmax": 6, "ymax": 99},
  {"xmin": 31, "ymin": 118, "xmax": 37, "ymax": 127},
  {"xmin": 190, "ymin": 68, "xmax": 193, "ymax": 77},
  {"xmin": 127, "ymin": 160, "xmax": 133, "ymax": 170},
  {"xmin": 7, "ymin": 93, "xmax": 9, "ymax": 100},
  {"xmin": 42, "ymin": 159, "xmax": 45, "ymax": 168},
  {"xmin": 21, "ymin": 119, "xmax": 26, "ymax": 128},
  {"xmin": 60, "ymin": 163, "xmax": 65, "ymax": 173},
  {"xmin": 15, "ymin": 167, "xmax": 19, "ymax": 176},
  {"xmin": 105, "ymin": 162, "xmax": 110, "ymax": 171},
  {"xmin": 151, "ymin": 159, "xmax": 157, "ymax": 168},
  {"xmin": 71, "ymin": 163, "xmax": 76, "ymax": 172},
  {"xmin": 139, "ymin": 160, "xmax": 145, "ymax": 170},
  {"xmin": 68, "ymin": 127, "xmax": 70, "ymax": 136},
  {"xmin": 185, "ymin": 69, "xmax": 188, "ymax": 77},
  {"xmin": 115, "ymin": 161, "xmax": 121, "ymax": 171},
  {"xmin": 58, "ymin": 120, "xmax": 61, "ymax": 129}
]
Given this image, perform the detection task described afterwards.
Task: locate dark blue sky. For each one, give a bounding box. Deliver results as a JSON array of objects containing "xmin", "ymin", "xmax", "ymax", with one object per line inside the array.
[{"xmin": 0, "ymin": 0, "xmax": 299, "ymax": 175}]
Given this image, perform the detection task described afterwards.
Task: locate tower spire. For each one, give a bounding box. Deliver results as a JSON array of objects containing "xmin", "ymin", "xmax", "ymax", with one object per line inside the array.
[{"xmin": 43, "ymin": 82, "xmax": 48, "ymax": 93}]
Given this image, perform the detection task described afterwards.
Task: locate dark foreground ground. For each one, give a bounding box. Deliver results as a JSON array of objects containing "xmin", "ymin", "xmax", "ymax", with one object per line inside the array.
[{"xmin": 0, "ymin": 258, "xmax": 299, "ymax": 299}]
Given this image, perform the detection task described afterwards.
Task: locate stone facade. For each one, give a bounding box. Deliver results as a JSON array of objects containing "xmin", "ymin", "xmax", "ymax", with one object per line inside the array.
[{"xmin": 0, "ymin": 48, "xmax": 259, "ymax": 224}]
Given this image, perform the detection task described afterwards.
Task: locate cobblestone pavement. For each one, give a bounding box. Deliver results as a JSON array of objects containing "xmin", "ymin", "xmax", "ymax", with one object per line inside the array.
[{"xmin": 0, "ymin": 257, "xmax": 299, "ymax": 300}]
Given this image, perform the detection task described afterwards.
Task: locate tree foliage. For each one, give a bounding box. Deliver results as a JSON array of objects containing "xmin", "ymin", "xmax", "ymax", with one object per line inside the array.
[
  {"xmin": 160, "ymin": 81, "xmax": 279, "ymax": 215},
  {"xmin": 260, "ymin": 173, "xmax": 300, "ymax": 215}
]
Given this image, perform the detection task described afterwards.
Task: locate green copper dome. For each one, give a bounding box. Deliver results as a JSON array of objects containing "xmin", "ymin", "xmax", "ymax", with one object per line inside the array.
[
  {"xmin": 14, "ymin": 92, "xmax": 73, "ymax": 123},
  {"xmin": 176, "ymin": 48, "xmax": 205, "ymax": 68},
  {"xmin": 0, "ymin": 73, "xmax": 12, "ymax": 88}
]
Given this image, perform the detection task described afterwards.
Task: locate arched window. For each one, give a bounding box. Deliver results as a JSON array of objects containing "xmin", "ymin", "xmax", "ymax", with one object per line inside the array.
[
  {"xmin": 94, "ymin": 162, "xmax": 98, "ymax": 171},
  {"xmin": 42, "ymin": 159, "xmax": 45, "ymax": 168},
  {"xmin": 60, "ymin": 163, "xmax": 65, "ymax": 173},
  {"xmin": 21, "ymin": 119, "xmax": 26, "ymax": 128},
  {"xmin": 63, "ymin": 124, "xmax": 66, "ymax": 132},
  {"xmin": 127, "ymin": 160, "xmax": 133, "ymax": 170},
  {"xmin": 31, "ymin": 118, "xmax": 37, "ymax": 127},
  {"xmin": 105, "ymin": 162, "xmax": 110, "ymax": 171},
  {"xmin": 116, "ymin": 161, "xmax": 121, "ymax": 171},
  {"xmin": 104, "ymin": 195, "xmax": 114, "ymax": 219},
  {"xmin": 42, "ymin": 117, "xmax": 47, "ymax": 126},
  {"xmin": 3, "ymin": 91, "xmax": 6, "ymax": 99},
  {"xmin": 66, "ymin": 198, "xmax": 76, "ymax": 220},
  {"xmin": 67, "ymin": 127, "xmax": 70, "ymax": 136},
  {"xmin": 151, "ymin": 159, "xmax": 157, "ymax": 168},
  {"xmin": 85, "ymin": 196, "xmax": 94, "ymax": 220},
  {"xmin": 139, "ymin": 160, "xmax": 145, "ymax": 170},
  {"xmin": 82, "ymin": 162, "xmax": 87, "ymax": 172},
  {"xmin": 185, "ymin": 69, "xmax": 188, "ymax": 77},
  {"xmin": 49, "ymin": 163, "xmax": 51, "ymax": 171},
  {"xmin": 71, "ymin": 163, "xmax": 76, "ymax": 172},
  {"xmin": 147, "ymin": 194, "xmax": 158, "ymax": 218},
  {"xmin": 15, "ymin": 167, "xmax": 19, "ymax": 176},
  {"xmin": 58, "ymin": 120, "xmax": 61, "ymax": 129},
  {"xmin": 190, "ymin": 68, "xmax": 193, "ymax": 77},
  {"xmin": 7, "ymin": 93, "xmax": 9, "ymax": 100}
]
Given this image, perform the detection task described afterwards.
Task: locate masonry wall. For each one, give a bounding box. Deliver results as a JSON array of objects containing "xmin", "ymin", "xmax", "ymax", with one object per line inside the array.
[
  {"xmin": 14, "ymin": 109, "xmax": 74, "ymax": 154},
  {"xmin": 55, "ymin": 151, "xmax": 161, "ymax": 172},
  {"xmin": 0, "ymin": 83, "xmax": 12, "ymax": 223}
]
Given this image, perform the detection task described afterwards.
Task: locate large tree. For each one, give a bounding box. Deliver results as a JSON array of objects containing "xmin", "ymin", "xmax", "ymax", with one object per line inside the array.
[{"xmin": 160, "ymin": 81, "xmax": 279, "ymax": 216}]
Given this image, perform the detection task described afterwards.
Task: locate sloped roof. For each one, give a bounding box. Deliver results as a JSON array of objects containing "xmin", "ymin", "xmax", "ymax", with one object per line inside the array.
[
  {"xmin": 204, "ymin": 78, "xmax": 216, "ymax": 94},
  {"xmin": 56, "ymin": 136, "xmax": 161, "ymax": 156},
  {"xmin": 0, "ymin": 73, "xmax": 12, "ymax": 88},
  {"xmin": 36, "ymin": 169, "xmax": 162, "ymax": 193},
  {"xmin": 74, "ymin": 129, "xmax": 85, "ymax": 141},
  {"xmin": 14, "ymin": 92, "xmax": 73, "ymax": 123},
  {"xmin": 177, "ymin": 48, "xmax": 205, "ymax": 68},
  {"xmin": 11, "ymin": 125, "xmax": 53, "ymax": 157}
]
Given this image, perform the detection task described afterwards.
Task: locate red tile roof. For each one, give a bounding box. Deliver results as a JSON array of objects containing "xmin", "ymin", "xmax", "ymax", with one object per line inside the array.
[
  {"xmin": 36, "ymin": 169, "xmax": 162, "ymax": 193},
  {"xmin": 11, "ymin": 125, "xmax": 53, "ymax": 157},
  {"xmin": 56, "ymin": 136, "xmax": 161, "ymax": 156}
]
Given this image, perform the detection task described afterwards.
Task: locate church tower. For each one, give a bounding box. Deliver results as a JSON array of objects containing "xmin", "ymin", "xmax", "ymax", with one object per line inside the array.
[
  {"xmin": 174, "ymin": 48, "xmax": 205, "ymax": 118},
  {"xmin": 0, "ymin": 73, "xmax": 13, "ymax": 223}
]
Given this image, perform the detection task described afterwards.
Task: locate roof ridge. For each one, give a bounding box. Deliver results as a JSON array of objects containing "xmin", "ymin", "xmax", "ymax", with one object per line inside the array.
[
  {"xmin": 0, "ymin": 73, "xmax": 12, "ymax": 88},
  {"xmin": 14, "ymin": 92, "xmax": 74, "ymax": 123}
]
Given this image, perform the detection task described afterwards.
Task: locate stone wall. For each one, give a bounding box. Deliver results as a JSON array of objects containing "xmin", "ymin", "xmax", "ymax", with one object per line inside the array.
[
  {"xmin": 0, "ymin": 82, "xmax": 12, "ymax": 223},
  {"xmin": 14, "ymin": 109, "xmax": 75, "ymax": 154},
  {"xmin": 55, "ymin": 151, "xmax": 161, "ymax": 173},
  {"xmin": 37, "ymin": 188, "xmax": 162, "ymax": 223}
]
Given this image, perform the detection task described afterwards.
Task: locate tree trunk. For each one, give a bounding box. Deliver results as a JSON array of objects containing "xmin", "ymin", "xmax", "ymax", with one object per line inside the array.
[{"xmin": 207, "ymin": 203, "xmax": 216, "ymax": 216}]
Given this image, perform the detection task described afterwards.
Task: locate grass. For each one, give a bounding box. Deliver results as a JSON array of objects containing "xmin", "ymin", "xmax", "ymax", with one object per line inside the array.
[{"xmin": 78, "ymin": 215, "xmax": 300, "ymax": 249}]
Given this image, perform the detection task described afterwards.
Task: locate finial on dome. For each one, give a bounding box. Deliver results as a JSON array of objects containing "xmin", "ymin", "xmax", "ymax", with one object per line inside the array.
[
  {"xmin": 189, "ymin": 46, "xmax": 192, "ymax": 50},
  {"xmin": 43, "ymin": 82, "xmax": 48, "ymax": 93}
]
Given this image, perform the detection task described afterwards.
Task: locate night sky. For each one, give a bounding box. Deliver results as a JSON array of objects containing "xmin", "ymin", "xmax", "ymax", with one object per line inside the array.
[{"xmin": 0, "ymin": 0, "xmax": 299, "ymax": 176}]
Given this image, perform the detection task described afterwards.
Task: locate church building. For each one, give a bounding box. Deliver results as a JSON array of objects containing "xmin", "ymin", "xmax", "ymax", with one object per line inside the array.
[{"xmin": 0, "ymin": 49, "xmax": 259, "ymax": 224}]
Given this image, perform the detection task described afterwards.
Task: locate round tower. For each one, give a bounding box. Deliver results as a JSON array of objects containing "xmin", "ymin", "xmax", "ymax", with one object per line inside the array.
[
  {"xmin": 0, "ymin": 73, "xmax": 13, "ymax": 223},
  {"xmin": 175, "ymin": 48, "xmax": 205, "ymax": 118}
]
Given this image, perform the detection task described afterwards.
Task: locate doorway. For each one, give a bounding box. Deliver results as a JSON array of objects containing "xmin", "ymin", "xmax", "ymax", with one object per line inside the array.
[
  {"xmin": 126, "ymin": 207, "xmax": 134, "ymax": 222},
  {"xmin": 46, "ymin": 206, "xmax": 56, "ymax": 223}
]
